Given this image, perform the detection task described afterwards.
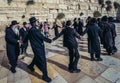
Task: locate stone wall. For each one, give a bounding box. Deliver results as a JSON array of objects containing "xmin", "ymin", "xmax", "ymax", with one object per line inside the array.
[{"xmin": 0, "ymin": 0, "xmax": 120, "ymax": 28}]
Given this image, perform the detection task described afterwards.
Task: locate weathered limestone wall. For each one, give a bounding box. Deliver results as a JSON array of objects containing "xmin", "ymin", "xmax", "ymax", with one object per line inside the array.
[{"xmin": 0, "ymin": 0, "xmax": 119, "ymax": 27}]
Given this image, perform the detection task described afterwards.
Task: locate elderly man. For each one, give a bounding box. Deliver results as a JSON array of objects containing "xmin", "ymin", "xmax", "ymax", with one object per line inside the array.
[{"xmin": 5, "ymin": 20, "xmax": 22, "ymax": 73}]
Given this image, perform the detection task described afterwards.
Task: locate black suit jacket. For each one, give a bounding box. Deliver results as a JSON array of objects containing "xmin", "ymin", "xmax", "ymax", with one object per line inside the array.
[
  {"xmin": 20, "ymin": 28, "xmax": 29, "ymax": 47},
  {"xmin": 27, "ymin": 26, "xmax": 51, "ymax": 57},
  {"xmin": 53, "ymin": 27, "xmax": 80, "ymax": 48}
]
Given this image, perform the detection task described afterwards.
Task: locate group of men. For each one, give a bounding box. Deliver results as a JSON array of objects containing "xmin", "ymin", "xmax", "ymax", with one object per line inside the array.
[
  {"xmin": 5, "ymin": 16, "xmax": 117, "ymax": 82},
  {"xmin": 98, "ymin": 16, "xmax": 117, "ymax": 55},
  {"xmin": 5, "ymin": 17, "xmax": 52, "ymax": 82}
]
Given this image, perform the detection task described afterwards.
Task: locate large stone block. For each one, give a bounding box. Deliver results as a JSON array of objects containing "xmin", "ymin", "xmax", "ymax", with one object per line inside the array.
[
  {"xmin": 47, "ymin": 3, "xmax": 58, "ymax": 9},
  {"xmin": 0, "ymin": 7, "xmax": 25, "ymax": 14},
  {"xmin": 59, "ymin": 4, "xmax": 67, "ymax": 9},
  {"xmin": 50, "ymin": 9, "xmax": 58, "ymax": 14}
]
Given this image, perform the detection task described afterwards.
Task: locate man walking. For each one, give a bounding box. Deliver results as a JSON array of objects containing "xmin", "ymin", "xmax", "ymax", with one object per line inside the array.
[
  {"xmin": 5, "ymin": 20, "xmax": 22, "ymax": 73},
  {"xmin": 53, "ymin": 20, "xmax": 81, "ymax": 73},
  {"xmin": 20, "ymin": 22, "xmax": 29, "ymax": 55},
  {"xmin": 27, "ymin": 17, "xmax": 52, "ymax": 82}
]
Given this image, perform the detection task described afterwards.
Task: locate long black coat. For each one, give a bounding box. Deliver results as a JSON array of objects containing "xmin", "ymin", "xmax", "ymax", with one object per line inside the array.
[
  {"xmin": 78, "ymin": 20, "xmax": 83, "ymax": 35},
  {"xmin": 20, "ymin": 28, "xmax": 29, "ymax": 47},
  {"xmin": 53, "ymin": 27, "xmax": 80, "ymax": 49},
  {"xmin": 28, "ymin": 26, "xmax": 51, "ymax": 58},
  {"xmin": 109, "ymin": 22, "xmax": 117, "ymax": 38},
  {"xmin": 83, "ymin": 24, "xmax": 102, "ymax": 54},
  {"xmin": 5, "ymin": 27, "xmax": 20, "ymax": 66},
  {"xmin": 52, "ymin": 25, "xmax": 60, "ymax": 37},
  {"xmin": 102, "ymin": 22, "xmax": 113, "ymax": 49},
  {"xmin": 73, "ymin": 21, "xmax": 78, "ymax": 32}
]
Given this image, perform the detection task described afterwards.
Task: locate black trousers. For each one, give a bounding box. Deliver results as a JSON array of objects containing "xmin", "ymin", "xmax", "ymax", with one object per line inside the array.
[
  {"xmin": 20, "ymin": 42, "xmax": 28, "ymax": 54},
  {"xmin": 90, "ymin": 52, "xmax": 100, "ymax": 59},
  {"xmin": 29, "ymin": 49, "xmax": 48, "ymax": 77},
  {"xmin": 67, "ymin": 47, "xmax": 80, "ymax": 70},
  {"xmin": 7, "ymin": 50, "xmax": 19, "ymax": 69},
  {"xmin": 113, "ymin": 37, "xmax": 117, "ymax": 51}
]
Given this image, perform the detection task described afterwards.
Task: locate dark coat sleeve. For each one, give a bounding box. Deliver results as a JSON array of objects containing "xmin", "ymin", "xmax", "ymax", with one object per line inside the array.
[
  {"xmin": 19, "ymin": 29, "xmax": 24, "ymax": 40},
  {"xmin": 35, "ymin": 30, "xmax": 52, "ymax": 43},
  {"xmin": 112, "ymin": 24, "xmax": 117, "ymax": 37},
  {"xmin": 82, "ymin": 27, "xmax": 88, "ymax": 36},
  {"xmin": 5, "ymin": 28, "xmax": 18, "ymax": 44},
  {"xmin": 53, "ymin": 29, "xmax": 64, "ymax": 41},
  {"xmin": 73, "ymin": 29, "xmax": 81, "ymax": 39}
]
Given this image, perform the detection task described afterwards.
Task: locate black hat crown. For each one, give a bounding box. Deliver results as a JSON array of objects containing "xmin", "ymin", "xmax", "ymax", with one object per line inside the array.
[
  {"xmin": 23, "ymin": 22, "xmax": 27, "ymax": 25},
  {"xmin": 11, "ymin": 20, "xmax": 19, "ymax": 25},
  {"xmin": 29, "ymin": 17, "xmax": 37, "ymax": 23}
]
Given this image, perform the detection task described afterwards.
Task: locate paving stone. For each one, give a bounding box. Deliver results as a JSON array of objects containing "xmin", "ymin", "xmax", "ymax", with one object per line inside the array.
[
  {"xmin": 21, "ymin": 57, "xmax": 33, "ymax": 65},
  {"xmin": 14, "ymin": 77, "xmax": 31, "ymax": 83},
  {"xmin": 78, "ymin": 58, "xmax": 108, "ymax": 78},
  {"xmin": 17, "ymin": 68, "xmax": 29, "ymax": 80},
  {"xmin": 116, "ymin": 79, "xmax": 120, "ymax": 83},
  {"xmin": 7, "ymin": 68, "xmax": 30, "ymax": 83},
  {"xmin": 48, "ymin": 55, "xmax": 86, "ymax": 83},
  {"xmin": 0, "ymin": 77, "xmax": 7, "ymax": 83},
  {"xmin": 101, "ymin": 68, "xmax": 120, "ymax": 83},
  {"xmin": 1, "ymin": 54, "xmax": 10, "ymax": 68},
  {"xmin": 95, "ymin": 76, "xmax": 112, "ymax": 83},
  {"xmin": 51, "ymin": 75, "xmax": 67, "ymax": 83},
  {"xmin": 99, "ymin": 56, "xmax": 120, "ymax": 71},
  {"xmin": 113, "ymin": 53, "xmax": 120, "ymax": 60},
  {"xmin": 48, "ymin": 46, "xmax": 65, "ymax": 51},
  {"xmin": 46, "ymin": 52, "xmax": 61, "ymax": 58},
  {"xmin": 0, "ymin": 52, "xmax": 4, "ymax": 65},
  {"xmin": 47, "ymin": 63, "xmax": 59, "ymax": 79},
  {"xmin": 30, "ymin": 74, "xmax": 44, "ymax": 83},
  {"xmin": 0, "ymin": 66, "xmax": 9, "ymax": 80},
  {"xmin": 76, "ymin": 76, "xmax": 97, "ymax": 83}
]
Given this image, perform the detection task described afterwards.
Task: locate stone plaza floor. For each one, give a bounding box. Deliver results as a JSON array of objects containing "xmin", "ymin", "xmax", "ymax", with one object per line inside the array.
[{"xmin": 0, "ymin": 24, "xmax": 120, "ymax": 83}]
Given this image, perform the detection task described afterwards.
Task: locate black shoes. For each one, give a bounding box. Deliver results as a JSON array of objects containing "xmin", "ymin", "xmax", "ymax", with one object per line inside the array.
[
  {"xmin": 10, "ymin": 67, "xmax": 16, "ymax": 73},
  {"xmin": 91, "ymin": 58, "xmax": 96, "ymax": 61},
  {"xmin": 42, "ymin": 76, "xmax": 52, "ymax": 82},
  {"xmin": 90, "ymin": 57, "xmax": 103, "ymax": 61},
  {"xmin": 27, "ymin": 65, "xmax": 35, "ymax": 72},
  {"xmin": 96, "ymin": 58, "xmax": 103, "ymax": 61},
  {"xmin": 69, "ymin": 68, "xmax": 81, "ymax": 73}
]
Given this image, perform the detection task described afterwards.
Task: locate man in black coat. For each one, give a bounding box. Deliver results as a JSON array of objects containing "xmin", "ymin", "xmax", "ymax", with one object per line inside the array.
[
  {"xmin": 108, "ymin": 17, "xmax": 117, "ymax": 53},
  {"xmin": 82, "ymin": 18, "xmax": 103, "ymax": 61},
  {"xmin": 73, "ymin": 18, "xmax": 78, "ymax": 32},
  {"xmin": 27, "ymin": 17, "xmax": 52, "ymax": 82},
  {"xmin": 20, "ymin": 22, "xmax": 29, "ymax": 55},
  {"xmin": 53, "ymin": 20, "xmax": 81, "ymax": 73},
  {"xmin": 5, "ymin": 20, "xmax": 22, "ymax": 73},
  {"xmin": 52, "ymin": 22, "xmax": 61, "ymax": 37},
  {"xmin": 78, "ymin": 18, "xmax": 83, "ymax": 35},
  {"xmin": 101, "ymin": 16, "xmax": 113, "ymax": 55}
]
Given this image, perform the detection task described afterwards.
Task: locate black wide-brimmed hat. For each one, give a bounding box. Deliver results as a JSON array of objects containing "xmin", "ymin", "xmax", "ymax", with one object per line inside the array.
[
  {"xmin": 11, "ymin": 20, "xmax": 19, "ymax": 25},
  {"xmin": 23, "ymin": 22, "xmax": 27, "ymax": 25},
  {"xmin": 108, "ymin": 17, "xmax": 113, "ymax": 22},
  {"xmin": 101, "ymin": 16, "xmax": 108, "ymax": 22},
  {"xmin": 29, "ymin": 17, "xmax": 37, "ymax": 24},
  {"xmin": 90, "ymin": 18, "xmax": 97, "ymax": 24},
  {"xmin": 66, "ymin": 20, "xmax": 72, "ymax": 26}
]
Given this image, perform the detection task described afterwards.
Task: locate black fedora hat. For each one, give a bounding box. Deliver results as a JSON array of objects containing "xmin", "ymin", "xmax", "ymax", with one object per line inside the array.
[
  {"xmin": 11, "ymin": 20, "xmax": 19, "ymax": 25},
  {"xmin": 101, "ymin": 16, "xmax": 108, "ymax": 22},
  {"xmin": 23, "ymin": 22, "xmax": 27, "ymax": 25},
  {"xmin": 29, "ymin": 17, "xmax": 37, "ymax": 23}
]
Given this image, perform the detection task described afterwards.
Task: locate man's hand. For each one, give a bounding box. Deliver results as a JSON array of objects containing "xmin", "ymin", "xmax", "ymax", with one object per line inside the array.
[
  {"xmin": 17, "ymin": 40, "xmax": 23, "ymax": 44},
  {"xmin": 80, "ymin": 36, "xmax": 83, "ymax": 39}
]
